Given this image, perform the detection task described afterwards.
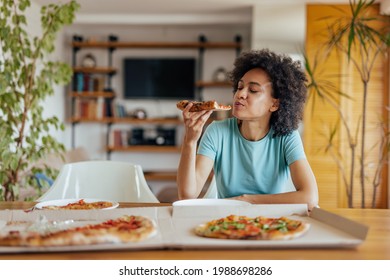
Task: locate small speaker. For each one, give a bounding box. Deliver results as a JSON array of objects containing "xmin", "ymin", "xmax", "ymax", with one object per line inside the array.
[{"xmin": 129, "ymin": 128, "xmax": 144, "ymax": 145}]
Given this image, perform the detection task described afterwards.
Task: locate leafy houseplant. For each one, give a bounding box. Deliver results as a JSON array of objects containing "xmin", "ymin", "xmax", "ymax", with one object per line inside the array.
[
  {"xmin": 305, "ymin": 0, "xmax": 390, "ymax": 208},
  {"xmin": 0, "ymin": 0, "xmax": 80, "ymax": 201}
]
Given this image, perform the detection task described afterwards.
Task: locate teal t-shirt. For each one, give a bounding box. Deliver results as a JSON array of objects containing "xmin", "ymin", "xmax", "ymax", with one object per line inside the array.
[{"xmin": 197, "ymin": 118, "xmax": 306, "ymax": 198}]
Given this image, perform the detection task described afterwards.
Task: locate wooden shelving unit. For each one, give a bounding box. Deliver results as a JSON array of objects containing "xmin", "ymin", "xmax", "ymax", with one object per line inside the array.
[{"xmin": 70, "ymin": 35, "xmax": 241, "ymax": 181}]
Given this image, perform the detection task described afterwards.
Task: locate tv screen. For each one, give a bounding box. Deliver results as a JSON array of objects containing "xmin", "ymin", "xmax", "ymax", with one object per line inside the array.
[{"xmin": 123, "ymin": 58, "xmax": 196, "ymax": 99}]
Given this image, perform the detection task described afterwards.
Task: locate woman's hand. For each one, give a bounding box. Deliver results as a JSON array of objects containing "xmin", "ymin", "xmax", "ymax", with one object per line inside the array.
[{"xmin": 182, "ymin": 103, "xmax": 213, "ymax": 144}]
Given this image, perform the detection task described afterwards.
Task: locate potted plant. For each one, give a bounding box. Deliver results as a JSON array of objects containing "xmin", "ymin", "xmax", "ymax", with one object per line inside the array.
[
  {"xmin": 304, "ymin": 0, "xmax": 390, "ymax": 208},
  {"xmin": 0, "ymin": 0, "xmax": 80, "ymax": 201}
]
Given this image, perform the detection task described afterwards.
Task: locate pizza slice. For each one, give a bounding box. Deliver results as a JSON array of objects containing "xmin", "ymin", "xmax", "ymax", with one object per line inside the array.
[
  {"xmin": 254, "ymin": 216, "xmax": 310, "ymax": 240},
  {"xmin": 176, "ymin": 100, "xmax": 231, "ymax": 112},
  {"xmin": 194, "ymin": 215, "xmax": 262, "ymax": 239}
]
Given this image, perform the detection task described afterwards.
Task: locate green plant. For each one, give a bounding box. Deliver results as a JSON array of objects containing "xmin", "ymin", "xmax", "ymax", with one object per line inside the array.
[
  {"xmin": 0, "ymin": 0, "xmax": 80, "ymax": 201},
  {"xmin": 305, "ymin": 0, "xmax": 390, "ymax": 208}
]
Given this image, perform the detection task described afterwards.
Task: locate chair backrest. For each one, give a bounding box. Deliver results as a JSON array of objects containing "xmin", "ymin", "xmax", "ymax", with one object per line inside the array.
[
  {"xmin": 203, "ymin": 176, "xmax": 218, "ymax": 199},
  {"xmin": 37, "ymin": 160, "xmax": 159, "ymax": 203}
]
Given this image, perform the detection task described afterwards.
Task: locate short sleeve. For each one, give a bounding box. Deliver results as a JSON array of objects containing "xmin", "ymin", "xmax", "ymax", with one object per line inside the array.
[
  {"xmin": 284, "ymin": 130, "xmax": 306, "ymax": 165},
  {"xmin": 197, "ymin": 122, "xmax": 219, "ymax": 160}
]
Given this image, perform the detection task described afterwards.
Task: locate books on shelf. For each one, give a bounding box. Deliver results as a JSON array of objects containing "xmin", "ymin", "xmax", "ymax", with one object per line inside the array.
[
  {"xmin": 73, "ymin": 96, "xmax": 121, "ymax": 119},
  {"xmin": 112, "ymin": 103, "xmax": 127, "ymax": 118},
  {"xmin": 74, "ymin": 97, "xmax": 106, "ymax": 119},
  {"xmin": 109, "ymin": 129, "xmax": 130, "ymax": 147},
  {"xmin": 74, "ymin": 73, "xmax": 105, "ymax": 92}
]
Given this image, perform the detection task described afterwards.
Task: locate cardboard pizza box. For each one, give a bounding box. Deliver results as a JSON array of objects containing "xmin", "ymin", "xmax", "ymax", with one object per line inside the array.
[
  {"xmin": 0, "ymin": 204, "xmax": 368, "ymax": 253},
  {"xmin": 170, "ymin": 204, "xmax": 369, "ymax": 249}
]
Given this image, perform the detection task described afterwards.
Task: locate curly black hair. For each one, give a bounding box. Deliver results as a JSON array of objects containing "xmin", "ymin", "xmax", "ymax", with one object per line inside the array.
[{"xmin": 229, "ymin": 49, "xmax": 307, "ymax": 137}]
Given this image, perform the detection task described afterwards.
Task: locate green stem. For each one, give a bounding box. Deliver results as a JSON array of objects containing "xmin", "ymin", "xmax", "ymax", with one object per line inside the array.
[{"xmin": 360, "ymin": 81, "xmax": 368, "ymax": 208}]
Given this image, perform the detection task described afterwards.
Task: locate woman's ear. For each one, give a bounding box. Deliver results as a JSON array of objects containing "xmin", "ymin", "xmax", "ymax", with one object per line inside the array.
[{"xmin": 270, "ymin": 99, "xmax": 279, "ymax": 112}]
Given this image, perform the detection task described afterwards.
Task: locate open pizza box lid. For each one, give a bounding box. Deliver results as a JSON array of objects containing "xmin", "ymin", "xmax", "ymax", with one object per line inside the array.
[
  {"xmin": 0, "ymin": 204, "xmax": 368, "ymax": 253},
  {"xmin": 170, "ymin": 203, "xmax": 369, "ymax": 249}
]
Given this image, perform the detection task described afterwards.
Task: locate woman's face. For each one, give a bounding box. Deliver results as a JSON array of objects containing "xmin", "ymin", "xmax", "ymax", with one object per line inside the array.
[{"xmin": 232, "ymin": 68, "xmax": 279, "ymax": 121}]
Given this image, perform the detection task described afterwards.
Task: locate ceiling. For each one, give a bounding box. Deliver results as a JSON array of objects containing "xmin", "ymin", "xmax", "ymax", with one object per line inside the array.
[{"xmin": 31, "ymin": 0, "xmax": 359, "ymax": 25}]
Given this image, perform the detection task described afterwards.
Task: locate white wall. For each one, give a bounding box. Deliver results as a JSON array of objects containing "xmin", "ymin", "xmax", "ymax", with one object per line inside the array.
[{"xmin": 251, "ymin": 3, "xmax": 306, "ymax": 55}]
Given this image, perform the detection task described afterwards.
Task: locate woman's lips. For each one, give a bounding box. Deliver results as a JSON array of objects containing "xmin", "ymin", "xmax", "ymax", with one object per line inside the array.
[{"xmin": 234, "ymin": 101, "xmax": 244, "ymax": 108}]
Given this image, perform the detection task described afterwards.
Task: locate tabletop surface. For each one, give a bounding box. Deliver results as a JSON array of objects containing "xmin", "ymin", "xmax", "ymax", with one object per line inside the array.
[{"xmin": 0, "ymin": 201, "xmax": 389, "ymax": 260}]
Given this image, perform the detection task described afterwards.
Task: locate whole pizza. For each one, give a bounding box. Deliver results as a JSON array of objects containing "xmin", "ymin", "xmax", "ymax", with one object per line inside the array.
[
  {"xmin": 0, "ymin": 215, "xmax": 155, "ymax": 246},
  {"xmin": 195, "ymin": 214, "xmax": 310, "ymax": 240}
]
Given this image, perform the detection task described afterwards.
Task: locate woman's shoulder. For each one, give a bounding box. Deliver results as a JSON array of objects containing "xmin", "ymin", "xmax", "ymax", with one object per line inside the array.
[{"xmin": 271, "ymin": 128, "xmax": 303, "ymax": 150}]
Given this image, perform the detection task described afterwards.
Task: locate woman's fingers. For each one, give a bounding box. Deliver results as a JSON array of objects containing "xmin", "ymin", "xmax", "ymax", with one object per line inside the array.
[
  {"xmin": 185, "ymin": 110, "xmax": 212, "ymax": 127},
  {"xmin": 182, "ymin": 103, "xmax": 213, "ymax": 141}
]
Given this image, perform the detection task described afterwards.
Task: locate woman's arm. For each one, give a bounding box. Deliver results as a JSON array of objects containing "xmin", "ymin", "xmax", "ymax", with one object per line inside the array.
[
  {"xmin": 176, "ymin": 104, "xmax": 214, "ymax": 199},
  {"xmin": 232, "ymin": 159, "xmax": 319, "ymax": 210},
  {"xmin": 177, "ymin": 153, "xmax": 214, "ymax": 199}
]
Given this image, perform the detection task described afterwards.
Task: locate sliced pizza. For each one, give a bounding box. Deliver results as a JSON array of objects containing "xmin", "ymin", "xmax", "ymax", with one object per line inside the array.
[
  {"xmin": 176, "ymin": 100, "xmax": 231, "ymax": 112},
  {"xmin": 0, "ymin": 215, "xmax": 155, "ymax": 246}
]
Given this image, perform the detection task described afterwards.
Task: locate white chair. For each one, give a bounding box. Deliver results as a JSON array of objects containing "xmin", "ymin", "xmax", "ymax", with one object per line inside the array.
[
  {"xmin": 203, "ymin": 176, "xmax": 218, "ymax": 199},
  {"xmin": 37, "ymin": 160, "xmax": 159, "ymax": 203}
]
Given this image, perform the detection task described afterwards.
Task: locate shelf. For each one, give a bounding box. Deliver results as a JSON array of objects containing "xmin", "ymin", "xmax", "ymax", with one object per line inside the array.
[
  {"xmin": 72, "ymin": 41, "xmax": 241, "ymax": 49},
  {"xmin": 107, "ymin": 146, "xmax": 181, "ymax": 153},
  {"xmin": 144, "ymin": 171, "xmax": 176, "ymax": 181},
  {"xmin": 110, "ymin": 117, "xmax": 182, "ymax": 125},
  {"xmin": 70, "ymin": 117, "xmax": 111, "ymax": 123},
  {"xmin": 196, "ymin": 81, "xmax": 232, "ymax": 88},
  {"xmin": 70, "ymin": 117, "xmax": 182, "ymax": 124},
  {"xmin": 70, "ymin": 92, "xmax": 115, "ymax": 98},
  {"xmin": 73, "ymin": 67, "xmax": 117, "ymax": 74}
]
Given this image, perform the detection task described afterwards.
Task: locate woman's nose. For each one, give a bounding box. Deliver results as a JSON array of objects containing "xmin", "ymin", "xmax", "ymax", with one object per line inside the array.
[{"xmin": 235, "ymin": 88, "xmax": 247, "ymax": 99}]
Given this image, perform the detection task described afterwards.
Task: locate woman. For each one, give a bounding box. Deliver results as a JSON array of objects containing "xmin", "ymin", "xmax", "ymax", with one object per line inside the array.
[{"xmin": 177, "ymin": 49, "xmax": 318, "ymax": 210}]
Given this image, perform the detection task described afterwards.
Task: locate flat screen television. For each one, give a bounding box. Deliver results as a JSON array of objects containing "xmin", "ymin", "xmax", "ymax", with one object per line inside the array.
[{"xmin": 123, "ymin": 57, "xmax": 196, "ymax": 99}]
